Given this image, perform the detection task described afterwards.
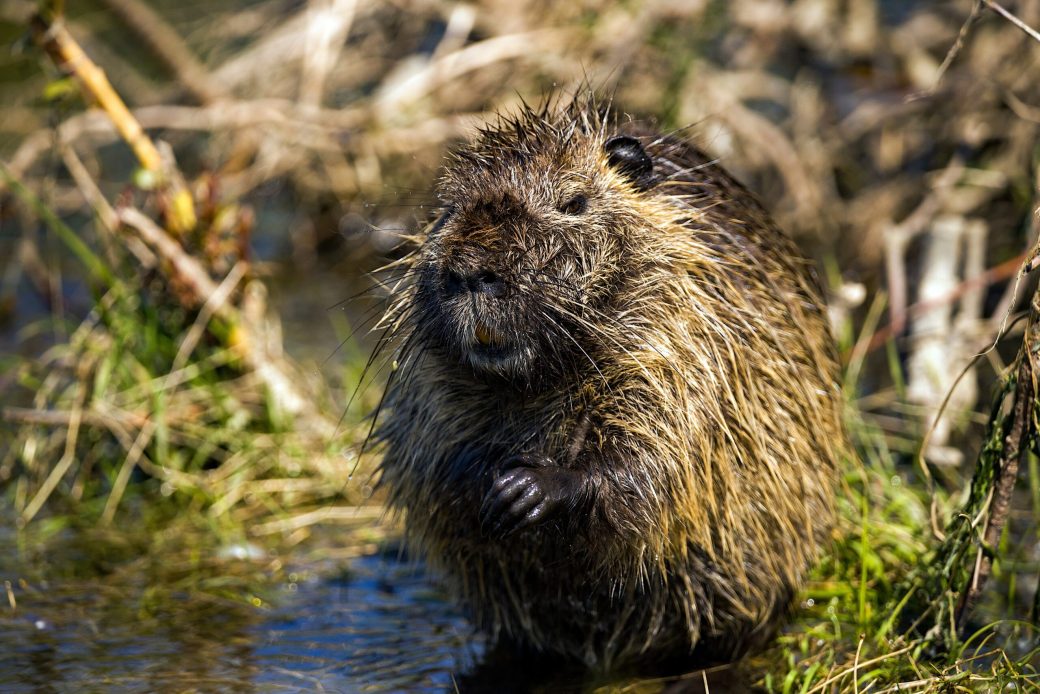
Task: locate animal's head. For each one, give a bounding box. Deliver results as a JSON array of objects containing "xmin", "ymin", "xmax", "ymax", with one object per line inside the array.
[{"xmin": 395, "ymin": 97, "xmax": 682, "ymax": 391}]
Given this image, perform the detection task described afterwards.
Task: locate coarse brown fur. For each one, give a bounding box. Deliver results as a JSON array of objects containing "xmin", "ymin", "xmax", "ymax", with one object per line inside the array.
[{"xmin": 373, "ymin": 93, "xmax": 848, "ymax": 671}]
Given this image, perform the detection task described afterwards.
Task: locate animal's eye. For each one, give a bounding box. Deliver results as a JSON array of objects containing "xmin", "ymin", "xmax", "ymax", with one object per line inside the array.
[
  {"xmin": 426, "ymin": 205, "xmax": 454, "ymax": 236},
  {"xmin": 559, "ymin": 194, "xmax": 587, "ymax": 216}
]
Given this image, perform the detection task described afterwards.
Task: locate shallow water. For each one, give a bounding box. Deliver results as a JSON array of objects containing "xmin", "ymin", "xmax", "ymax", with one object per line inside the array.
[
  {"xmin": 0, "ymin": 544, "xmax": 485, "ymax": 693},
  {"xmin": 250, "ymin": 557, "xmax": 483, "ymax": 691}
]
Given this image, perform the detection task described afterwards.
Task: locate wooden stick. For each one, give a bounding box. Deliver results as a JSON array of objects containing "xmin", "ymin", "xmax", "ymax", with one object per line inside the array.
[
  {"xmin": 30, "ymin": 11, "xmax": 197, "ymax": 234},
  {"xmin": 983, "ymin": 0, "xmax": 1040, "ymax": 45},
  {"xmin": 955, "ymin": 282, "xmax": 1039, "ymax": 628},
  {"xmin": 31, "ymin": 14, "xmax": 161, "ymax": 173}
]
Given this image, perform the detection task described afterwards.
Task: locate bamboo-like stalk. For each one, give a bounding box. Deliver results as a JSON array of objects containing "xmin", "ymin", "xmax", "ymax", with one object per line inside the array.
[
  {"xmin": 31, "ymin": 14, "xmax": 161, "ymax": 172},
  {"xmin": 30, "ymin": 10, "xmax": 197, "ymax": 235}
]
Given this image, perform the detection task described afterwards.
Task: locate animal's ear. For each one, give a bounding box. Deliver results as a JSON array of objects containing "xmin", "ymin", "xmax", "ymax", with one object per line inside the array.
[{"xmin": 604, "ymin": 135, "xmax": 654, "ymax": 189}]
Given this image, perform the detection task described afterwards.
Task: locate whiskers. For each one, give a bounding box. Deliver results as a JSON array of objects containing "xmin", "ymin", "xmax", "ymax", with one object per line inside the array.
[{"xmin": 527, "ymin": 270, "xmax": 698, "ymax": 395}]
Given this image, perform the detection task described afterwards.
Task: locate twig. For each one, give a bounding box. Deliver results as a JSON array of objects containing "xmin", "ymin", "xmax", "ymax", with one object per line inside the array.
[
  {"xmin": 955, "ymin": 283, "xmax": 1038, "ymax": 628},
  {"xmin": 57, "ymin": 144, "xmax": 118, "ymax": 232},
  {"xmin": 879, "ymin": 158, "xmax": 965, "ymax": 344},
  {"xmin": 983, "ymin": 0, "xmax": 1040, "ymax": 45},
  {"xmin": 117, "ymin": 208, "xmax": 221, "ymax": 309},
  {"xmin": 2, "ymin": 100, "xmax": 478, "ymax": 197},
  {"xmin": 921, "ymin": 1, "xmax": 984, "ymax": 97},
  {"xmin": 58, "ymin": 143, "xmax": 159, "ymax": 269},
  {"xmin": 118, "ymin": 207, "xmax": 332, "ymax": 434},
  {"xmin": 30, "ymin": 14, "xmax": 161, "ymax": 172},
  {"xmin": 375, "ymin": 30, "xmax": 561, "ymax": 113},
  {"xmin": 30, "ymin": 10, "xmax": 196, "ymax": 234},
  {"xmin": 299, "ymin": 0, "xmax": 356, "ymax": 108},
  {"xmin": 209, "ymin": 4, "xmax": 331, "ymax": 90}
]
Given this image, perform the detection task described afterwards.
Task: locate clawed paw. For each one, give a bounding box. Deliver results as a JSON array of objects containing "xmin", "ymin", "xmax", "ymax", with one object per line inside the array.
[{"xmin": 480, "ymin": 457, "xmax": 578, "ymax": 537}]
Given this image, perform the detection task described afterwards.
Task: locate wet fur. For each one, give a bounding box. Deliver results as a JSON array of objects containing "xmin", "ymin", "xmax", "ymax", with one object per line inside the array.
[{"xmin": 374, "ymin": 95, "xmax": 847, "ymax": 670}]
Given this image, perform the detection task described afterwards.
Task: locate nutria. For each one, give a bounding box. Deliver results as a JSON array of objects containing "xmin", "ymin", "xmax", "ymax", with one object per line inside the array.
[{"xmin": 373, "ymin": 94, "xmax": 847, "ymax": 671}]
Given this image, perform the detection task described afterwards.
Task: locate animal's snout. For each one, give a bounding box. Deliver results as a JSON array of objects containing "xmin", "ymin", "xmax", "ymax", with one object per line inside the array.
[{"xmin": 442, "ymin": 268, "xmax": 506, "ymax": 298}]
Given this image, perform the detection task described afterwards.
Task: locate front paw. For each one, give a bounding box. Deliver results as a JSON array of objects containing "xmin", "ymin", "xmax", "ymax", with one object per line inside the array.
[{"xmin": 480, "ymin": 456, "xmax": 581, "ymax": 537}]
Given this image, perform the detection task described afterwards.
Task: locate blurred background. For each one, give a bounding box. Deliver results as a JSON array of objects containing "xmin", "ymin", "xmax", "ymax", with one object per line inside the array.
[{"xmin": 1, "ymin": 0, "xmax": 1039, "ymax": 690}]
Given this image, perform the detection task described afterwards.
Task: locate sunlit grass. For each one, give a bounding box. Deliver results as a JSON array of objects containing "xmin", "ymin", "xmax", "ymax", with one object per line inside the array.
[{"xmin": 750, "ymin": 303, "xmax": 1040, "ymax": 692}]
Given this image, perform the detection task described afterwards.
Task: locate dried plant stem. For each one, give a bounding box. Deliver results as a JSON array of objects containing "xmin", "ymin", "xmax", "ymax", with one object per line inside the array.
[
  {"xmin": 867, "ymin": 249, "xmax": 1025, "ymax": 352},
  {"xmin": 805, "ymin": 646, "xmax": 915, "ymax": 694},
  {"xmin": 20, "ymin": 382, "xmax": 86, "ymax": 523},
  {"xmin": 250, "ymin": 506, "xmax": 383, "ymax": 536},
  {"xmin": 168, "ymin": 261, "xmax": 248, "ymax": 375},
  {"xmin": 30, "ymin": 10, "xmax": 196, "ymax": 234},
  {"xmin": 983, "ymin": 0, "xmax": 1040, "ymax": 45},
  {"xmin": 955, "ymin": 282, "xmax": 1039, "ymax": 627},
  {"xmin": 100, "ymin": 419, "xmax": 157, "ymax": 525},
  {"xmin": 898, "ymin": 237, "xmax": 1040, "ymax": 650},
  {"xmin": 30, "ymin": 14, "xmax": 161, "ymax": 172},
  {"xmin": 118, "ymin": 208, "xmax": 331, "ymax": 435}
]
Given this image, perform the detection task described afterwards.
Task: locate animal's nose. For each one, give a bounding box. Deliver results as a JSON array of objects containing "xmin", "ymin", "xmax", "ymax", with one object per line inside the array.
[
  {"xmin": 442, "ymin": 269, "xmax": 505, "ymax": 297},
  {"xmin": 468, "ymin": 270, "xmax": 504, "ymax": 295}
]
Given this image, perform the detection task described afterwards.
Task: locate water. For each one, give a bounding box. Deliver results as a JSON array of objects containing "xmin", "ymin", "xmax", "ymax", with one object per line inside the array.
[
  {"xmin": 0, "ymin": 523, "xmax": 747, "ymax": 691},
  {"xmin": 0, "ymin": 541, "xmax": 485, "ymax": 693},
  {"xmin": 251, "ymin": 557, "xmax": 483, "ymax": 691}
]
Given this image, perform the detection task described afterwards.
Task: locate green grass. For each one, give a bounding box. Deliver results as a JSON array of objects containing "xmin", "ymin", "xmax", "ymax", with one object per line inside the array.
[
  {"xmin": 0, "ymin": 167, "xmax": 376, "ymax": 543},
  {"xmin": 749, "ymin": 317, "xmax": 1040, "ymax": 692}
]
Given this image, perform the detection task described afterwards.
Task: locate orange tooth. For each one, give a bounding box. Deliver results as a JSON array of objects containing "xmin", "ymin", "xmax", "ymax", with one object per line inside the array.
[{"xmin": 475, "ymin": 324, "xmax": 493, "ymax": 345}]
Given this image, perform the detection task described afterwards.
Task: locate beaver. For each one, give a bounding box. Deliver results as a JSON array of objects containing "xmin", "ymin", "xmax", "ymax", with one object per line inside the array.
[{"xmin": 373, "ymin": 94, "xmax": 847, "ymax": 671}]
